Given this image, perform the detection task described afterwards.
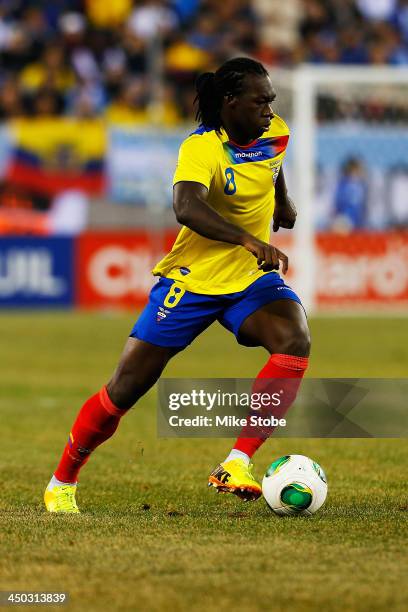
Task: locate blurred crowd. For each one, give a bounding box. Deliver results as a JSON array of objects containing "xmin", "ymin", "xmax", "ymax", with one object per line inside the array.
[{"xmin": 0, "ymin": 0, "xmax": 408, "ymax": 124}]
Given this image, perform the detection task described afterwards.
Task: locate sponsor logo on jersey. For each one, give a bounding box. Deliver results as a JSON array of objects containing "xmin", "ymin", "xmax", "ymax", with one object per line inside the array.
[
  {"xmin": 224, "ymin": 135, "xmax": 289, "ymax": 165},
  {"xmin": 179, "ymin": 266, "xmax": 191, "ymax": 276},
  {"xmin": 235, "ymin": 151, "xmax": 262, "ymax": 159}
]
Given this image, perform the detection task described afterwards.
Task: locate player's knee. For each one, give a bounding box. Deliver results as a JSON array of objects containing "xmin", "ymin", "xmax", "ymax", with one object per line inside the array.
[
  {"xmin": 278, "ymin": 322, "xmax": 311, "ymax": 358},
  {"xmin": 287, "ymin": 324, "xmax": 311, "ymax": 357}
]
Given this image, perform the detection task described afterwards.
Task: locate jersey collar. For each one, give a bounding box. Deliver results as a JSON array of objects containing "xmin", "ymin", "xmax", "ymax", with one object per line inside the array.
[{"xmin": 220, "ymin": 126, "xmax": 261, "ymax": 148}]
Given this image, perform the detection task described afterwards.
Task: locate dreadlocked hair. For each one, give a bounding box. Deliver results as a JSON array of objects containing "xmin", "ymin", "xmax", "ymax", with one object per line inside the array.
[{"xmin": 195, "ymin": 57, "xmax": 268, "ymax": 131}]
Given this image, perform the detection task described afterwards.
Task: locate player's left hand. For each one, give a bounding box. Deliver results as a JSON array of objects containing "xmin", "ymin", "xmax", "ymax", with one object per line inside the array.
[{"xmin": 273, "ymin": 197, "xmax": 297, "ymax": 232}]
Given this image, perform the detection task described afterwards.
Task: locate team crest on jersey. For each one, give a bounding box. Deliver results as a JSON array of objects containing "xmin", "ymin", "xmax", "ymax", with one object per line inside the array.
[
  {"xmin": 156, "ymin": 306, "xmax": 171, "ymax": 322},
  {"xmin": 270, "ymin": 160, "xmax": 281, "ymax": 185}
]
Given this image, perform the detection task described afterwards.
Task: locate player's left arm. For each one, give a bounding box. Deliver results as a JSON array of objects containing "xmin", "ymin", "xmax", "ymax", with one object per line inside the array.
[{"xmin": 273, "ymin": 166, "xmax": 297, "ymax": 232}]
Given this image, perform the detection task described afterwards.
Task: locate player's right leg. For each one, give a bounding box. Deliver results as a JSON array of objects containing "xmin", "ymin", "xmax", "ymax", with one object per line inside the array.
[
  {"xmin": 45, "ymin": 278, "xmax": 221, "ymax": 513},
  {"xmin": 44, "ymin": 338, "xmax": 179, "ymax": 513}
]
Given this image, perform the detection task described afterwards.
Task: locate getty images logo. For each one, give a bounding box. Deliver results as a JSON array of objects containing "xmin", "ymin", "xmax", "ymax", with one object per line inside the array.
[{"xmin": 0, "ymin": 249, "xmax": 66, "ymax": 297}]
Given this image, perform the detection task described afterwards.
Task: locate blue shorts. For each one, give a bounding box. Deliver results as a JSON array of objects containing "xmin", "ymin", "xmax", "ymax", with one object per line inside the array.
[{"xmin": 131, "ymin": 272, "xmax": 302, "ymax": 349}]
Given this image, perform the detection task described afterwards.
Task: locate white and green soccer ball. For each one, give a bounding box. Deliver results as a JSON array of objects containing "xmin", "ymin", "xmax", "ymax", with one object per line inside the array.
[{"xmin": 262, "ymin": 454, "xmax": 328, "ymax": 516}]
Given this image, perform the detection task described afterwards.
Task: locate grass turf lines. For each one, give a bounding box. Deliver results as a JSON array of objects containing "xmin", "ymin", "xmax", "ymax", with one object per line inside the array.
[{"xmin": 1, "ymin": 312, "xmax": 407, "ymax": 612}]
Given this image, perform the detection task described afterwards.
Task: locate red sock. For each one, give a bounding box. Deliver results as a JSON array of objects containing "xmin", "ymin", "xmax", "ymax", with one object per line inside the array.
[
  {"xmin": 54, "ymin": 386, "xmax": 126, "ymax": 483},
  {"xmin": 233, "ymin": 353, "xmax": 309, "ymax": 458}
]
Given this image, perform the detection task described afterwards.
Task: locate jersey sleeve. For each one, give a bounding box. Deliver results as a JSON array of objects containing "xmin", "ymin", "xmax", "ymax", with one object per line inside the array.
[{"xmin": 173, "ymin": 135, "xmax": 217, "ymax": 190}]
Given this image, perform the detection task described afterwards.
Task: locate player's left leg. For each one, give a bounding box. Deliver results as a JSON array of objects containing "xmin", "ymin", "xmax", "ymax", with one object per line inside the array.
[
  {"xmin": 234, "ymin": 297, "xmax": 310, "ymax": 445},
  {"xmin": 209, "ymin": 274, "xmax": 310, "ymax": 501}
]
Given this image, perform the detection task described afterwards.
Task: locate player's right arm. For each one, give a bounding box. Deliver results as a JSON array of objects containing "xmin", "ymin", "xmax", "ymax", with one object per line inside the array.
[{"xmin": 173, "ymin": 181, "xmax": 288, "ymax": 274}]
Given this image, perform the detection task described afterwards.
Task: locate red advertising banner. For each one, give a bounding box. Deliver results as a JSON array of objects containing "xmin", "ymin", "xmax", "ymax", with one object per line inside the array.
[
  {"xmin": 76, "ymin": 231, "xmax": 177, "ymax": 309},
  {"xmin": 316, "ymin": 232, "xmax": 408, "ymax": 307},
  {"xmin": 76, "ymin": 230, "xmax": 408, "ymax": 310}
]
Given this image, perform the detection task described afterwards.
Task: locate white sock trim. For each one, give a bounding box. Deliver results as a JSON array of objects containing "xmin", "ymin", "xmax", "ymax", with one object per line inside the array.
[
  {"xmin": 47, "ymin": 475, "xmax": 77, "ymax": 490},
  {"xmin": 223, "ymin": 449, "xmax": 250, "ymax": 465}
]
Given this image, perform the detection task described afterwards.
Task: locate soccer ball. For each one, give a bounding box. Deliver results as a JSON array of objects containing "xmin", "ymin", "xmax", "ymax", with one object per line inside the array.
[{"xmin": 262, "ymin": 454, "xmax": 328, "ymax": 516}]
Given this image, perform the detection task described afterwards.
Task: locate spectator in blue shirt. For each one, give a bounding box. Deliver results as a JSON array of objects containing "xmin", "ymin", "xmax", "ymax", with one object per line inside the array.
[{"xmin": 333, "ymin": 157, "xmax": 369, "ymax": 230}]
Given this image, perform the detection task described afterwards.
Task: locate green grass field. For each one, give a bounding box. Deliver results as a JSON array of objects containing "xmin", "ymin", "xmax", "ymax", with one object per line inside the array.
[{"xmin": 1, "ymin": 313, "xmax": 407, "ymax": 612}]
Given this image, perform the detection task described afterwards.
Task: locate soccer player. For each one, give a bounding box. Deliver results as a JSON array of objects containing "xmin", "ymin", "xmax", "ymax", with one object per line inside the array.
[{"xmin": 44, "ymin": 57, "xmax": 310, "ymax": 512}]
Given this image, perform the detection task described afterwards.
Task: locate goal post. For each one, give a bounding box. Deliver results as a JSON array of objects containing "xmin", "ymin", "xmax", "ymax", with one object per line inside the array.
[
  {"xmin": 272, "ymin": 65, "xmax": 408, "ymax": 313},
  {"xmin": 291, "ymin": 67, "xmax": 317, "ymax": 312}
]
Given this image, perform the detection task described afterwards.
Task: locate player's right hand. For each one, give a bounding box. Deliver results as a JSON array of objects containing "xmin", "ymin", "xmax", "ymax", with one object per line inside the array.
[{"xmin": 240, "ymin": 234, "xmax": 289, "ymax": 274}]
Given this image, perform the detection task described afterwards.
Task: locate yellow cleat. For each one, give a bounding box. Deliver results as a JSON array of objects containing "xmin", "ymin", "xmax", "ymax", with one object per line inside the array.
[
  {"xmin": 44, "ymin": 484, "xmax": 80, "ymax": 513},
  {"xmin": 208, "ymin": 459, "xmax": 262, "ymax": 501}
]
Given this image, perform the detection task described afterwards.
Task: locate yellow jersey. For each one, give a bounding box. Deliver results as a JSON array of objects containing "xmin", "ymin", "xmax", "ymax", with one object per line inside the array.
[{"xmin": 152, "ymin": 115, "xmax": 290, "ymax": 294}]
